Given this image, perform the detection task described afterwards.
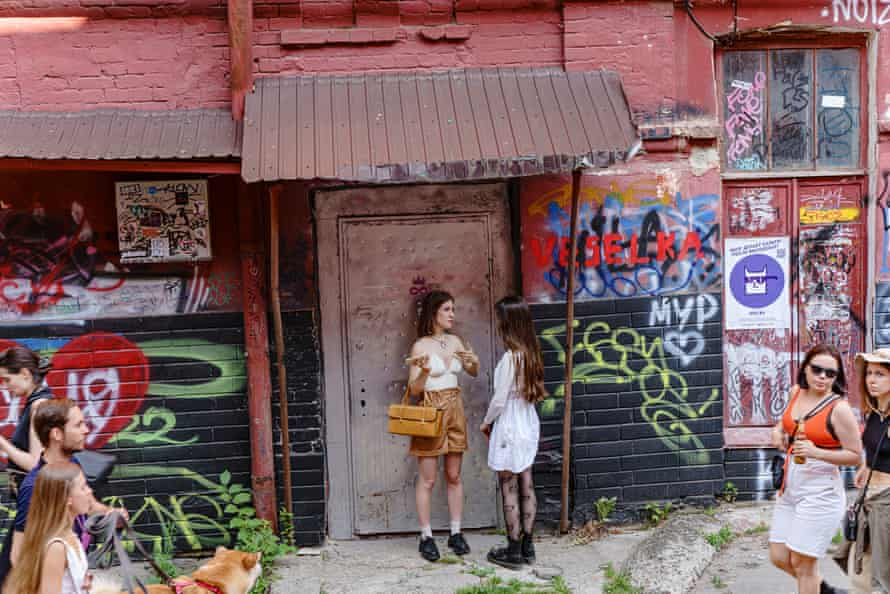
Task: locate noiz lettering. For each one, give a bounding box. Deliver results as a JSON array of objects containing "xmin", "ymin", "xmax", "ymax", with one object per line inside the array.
[{"xmin": 830, "ymin": 0, "xmax": 890, "ymax": 25}]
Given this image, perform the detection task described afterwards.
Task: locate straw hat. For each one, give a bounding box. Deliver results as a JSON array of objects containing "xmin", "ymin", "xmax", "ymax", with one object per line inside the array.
[{"xmin": 855, "ymin": 348, "xmax": 890, "ymax": 376}]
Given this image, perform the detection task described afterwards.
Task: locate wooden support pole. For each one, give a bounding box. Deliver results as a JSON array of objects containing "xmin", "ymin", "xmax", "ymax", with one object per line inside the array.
[
  {"xmin": 268, "ymin": 184, "xmax": 294, "ymax": 521},
  {"xmin": 560, "ymin": 168, "xmax": 583, "ymax": 534},
  {"xmin": 238, "ymin": 181, "xmax": 278, "ymax": 530}
]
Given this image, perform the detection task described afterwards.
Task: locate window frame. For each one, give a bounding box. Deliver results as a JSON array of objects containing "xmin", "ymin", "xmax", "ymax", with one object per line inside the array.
[{"xmin": 717, "ymin": 39, "xmax": 868, "ymax": 177}]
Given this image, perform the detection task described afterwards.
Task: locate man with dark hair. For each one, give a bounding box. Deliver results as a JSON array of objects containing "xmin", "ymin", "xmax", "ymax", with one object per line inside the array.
[{"xmin": 3, "ymin": 398, "xmax": 123, "ymax": 573}]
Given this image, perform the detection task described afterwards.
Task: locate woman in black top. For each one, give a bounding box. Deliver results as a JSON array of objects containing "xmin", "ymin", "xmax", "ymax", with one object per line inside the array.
[
  {"xmin": 0, "ymin": 346, "xmax": 54, "ymax": 493},
  {"xmin": 848, "ymin": 349, "xmax": 890, "ymax": 593}
]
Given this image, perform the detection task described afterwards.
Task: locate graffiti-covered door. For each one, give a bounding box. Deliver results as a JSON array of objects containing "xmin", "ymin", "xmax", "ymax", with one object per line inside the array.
[
  {"xmin": 316, "ymin": 184, "xmax": 512, "ymax": 538},
  {"xmin": 722, "ymin": 178, "xmax": 866, "ymax": 445},
  {"xmin": 797, "ymin": 180, "xmax": 866, "ymax": 409}
]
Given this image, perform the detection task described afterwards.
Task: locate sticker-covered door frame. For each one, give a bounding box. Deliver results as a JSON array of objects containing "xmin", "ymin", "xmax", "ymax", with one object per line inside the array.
[{"xmin": 722, "ymin": 176, "xmax": 867, "ymax": 447}]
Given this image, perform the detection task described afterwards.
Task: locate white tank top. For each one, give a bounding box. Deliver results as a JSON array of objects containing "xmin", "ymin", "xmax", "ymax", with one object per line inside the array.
[
  {"xmin": 44, "ymin": 536, "xmax": 87, "ymax": 594},
  {"xmin": 424, "ymin": 353, "xmax": 462, "ymax": 391}
]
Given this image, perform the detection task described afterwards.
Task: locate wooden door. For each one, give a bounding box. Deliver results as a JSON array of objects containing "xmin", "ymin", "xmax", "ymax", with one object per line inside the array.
[
  {"xmin": 797, "ymin": 179, "xmax": 866, "ymax": 409},
  {"xmin": 316, "ymin": 183, "xmax": 512, "ymax": 537}
]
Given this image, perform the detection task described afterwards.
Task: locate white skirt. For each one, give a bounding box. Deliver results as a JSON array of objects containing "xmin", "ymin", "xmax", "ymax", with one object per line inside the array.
[{"xmin": 488, "ymin": 397, "xmax": 540, "ymax": 473}]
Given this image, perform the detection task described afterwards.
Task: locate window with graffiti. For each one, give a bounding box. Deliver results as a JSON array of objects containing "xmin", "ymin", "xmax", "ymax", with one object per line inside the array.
[{"xmin": 721, "ymin": 48, "xmax": 862, "ymax": 172}]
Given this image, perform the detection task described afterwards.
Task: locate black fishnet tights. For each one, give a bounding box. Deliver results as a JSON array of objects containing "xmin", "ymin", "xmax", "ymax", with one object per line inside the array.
[{"xmin": 498, "ymin": 469, "xmax": 536, "ymax": 540}]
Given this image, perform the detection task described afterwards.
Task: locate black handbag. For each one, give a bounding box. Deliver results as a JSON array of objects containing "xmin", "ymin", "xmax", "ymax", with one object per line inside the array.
[
  {"xmin": 845, "ymin": 417, "xmax": 889, "ymax": 542},
  {"xmin": 770, "ymin": 454, "xmax": 786, "ymax": 490},
  {"xmin": 76, "ymin": 449, "xmax": 117, "ymax": 485}
]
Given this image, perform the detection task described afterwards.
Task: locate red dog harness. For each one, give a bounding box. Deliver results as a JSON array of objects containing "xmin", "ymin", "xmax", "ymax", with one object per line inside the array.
[{"xmin": 170, "ymin": 578, "xmax": 224, "ymax": 594}]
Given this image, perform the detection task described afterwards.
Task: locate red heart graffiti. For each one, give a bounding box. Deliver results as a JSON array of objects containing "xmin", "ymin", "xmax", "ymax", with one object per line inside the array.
[{"xmin": 46, "ymin": 332, "xmax": 148, "ymax": 449}]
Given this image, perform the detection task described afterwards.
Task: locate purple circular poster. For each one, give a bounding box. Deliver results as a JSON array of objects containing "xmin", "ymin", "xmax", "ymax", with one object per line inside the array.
[{"xmin": 729, "ymin": 253, "xmax": 784, "ymax": 309}]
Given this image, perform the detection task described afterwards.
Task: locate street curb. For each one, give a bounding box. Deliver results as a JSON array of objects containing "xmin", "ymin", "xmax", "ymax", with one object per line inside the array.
[{"xmin": 622, "ymin": 512, "xmax": 724, "ymax": 594}]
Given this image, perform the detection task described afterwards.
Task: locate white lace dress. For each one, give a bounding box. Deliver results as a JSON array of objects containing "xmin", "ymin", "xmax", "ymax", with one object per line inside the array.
[
  {"xmin": 45, "ymin": 535, "xmax": 87, "ymax": 594},
  {"xmin": 484, "ymin": 351, "xmax": 540, "ymax": 473}
]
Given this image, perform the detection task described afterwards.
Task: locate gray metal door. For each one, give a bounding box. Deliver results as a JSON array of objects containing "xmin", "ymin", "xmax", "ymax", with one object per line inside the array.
[{"xmin": 317, "ymin": 183, "xmax": 512, "ymax": 537}]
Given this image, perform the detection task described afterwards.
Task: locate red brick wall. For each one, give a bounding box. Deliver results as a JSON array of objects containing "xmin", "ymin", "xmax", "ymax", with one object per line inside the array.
[{"xmin": 0, "ymin": 16, "xmax": 231, "ymax": 110}]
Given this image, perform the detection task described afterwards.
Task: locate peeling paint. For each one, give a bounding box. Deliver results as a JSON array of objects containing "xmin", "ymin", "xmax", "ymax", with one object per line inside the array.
[{"xmin": 689, "ymin": 147, "xmax": 720, "ymax": 176}]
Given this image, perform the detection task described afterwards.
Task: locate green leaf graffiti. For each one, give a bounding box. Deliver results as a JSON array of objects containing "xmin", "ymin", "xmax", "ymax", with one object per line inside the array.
[
  {"xmin": 138, "ymin": 339, "xmax": 247, "ymax": 398},
  {"xmin": 111, "ymin": 406, "xmax": 199, "ymax": 446},
  {"xmin": 541, "ymin": 319, "xmax": 718, "ymax": 464}
]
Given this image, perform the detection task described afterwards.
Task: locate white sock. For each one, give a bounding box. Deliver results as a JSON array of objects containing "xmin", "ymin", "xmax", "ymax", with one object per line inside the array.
[
  {"xmin": 420, "ymin": 525, "xmax": 432, "ymax": 539},
  {"xmin": 450, "ymin": 521, "xmax": 461, "ymax": 536}
]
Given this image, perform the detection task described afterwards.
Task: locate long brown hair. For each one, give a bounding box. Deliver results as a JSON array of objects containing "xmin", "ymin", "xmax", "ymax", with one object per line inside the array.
[
  {"xmin": 5, "ymin": 462, "xmax": 82, "ymax": 594},
  {"xmin": 861, "ymin": 361, "xmax": 890, "ymax": 416},
  {"xmin": 495, "ymin": 296, "xmax": 547, "ymax": 403},
  {"xmin": 417, "ymin": 290, "xmax": 455, "ymax": 338}
]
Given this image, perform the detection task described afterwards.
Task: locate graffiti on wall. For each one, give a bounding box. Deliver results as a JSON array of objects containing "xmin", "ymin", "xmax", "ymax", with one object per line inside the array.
[
  {"xmin": 522, "ymin": 178, "xmax": 721, "ymax": 301},
  {"xmin": 0, "ymin": 330, "xmax": 249, "ymax": 553},
  {"xmin": 0, "ymin": 199, "xmax": 238, "ymax": 321},
  {"xmin": 727, "ymin": 188, "xmax": 781, "ymax": 235},
  {"xmin": 725, "ymin": 330, "xmax": 792, "ymax": 425},
  {"xmin": 824, "ymin": 0, "xmax": 890, "ymax": 26},
  {"xmin": 725, "ymin": 72, "xmax": 766, "ymax": 170},
  {"xmin": 540, "ymin": 312, "xmax": 719, "ymax": 464},
  {"xmin": 649, "ymin": 294, "xmax": 719, "ymax": 367}
]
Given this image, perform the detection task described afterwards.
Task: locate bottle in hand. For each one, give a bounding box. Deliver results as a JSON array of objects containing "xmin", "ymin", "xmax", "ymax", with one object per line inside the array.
[{"xmin": 793, "ymin": 420, "xmax": 806, "ymax": 464}]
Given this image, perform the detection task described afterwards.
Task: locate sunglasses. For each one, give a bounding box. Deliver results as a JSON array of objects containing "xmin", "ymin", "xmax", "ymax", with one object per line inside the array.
[{"xmin": 809, "ymin": 363, "xmax": 839, "ymax": 379}]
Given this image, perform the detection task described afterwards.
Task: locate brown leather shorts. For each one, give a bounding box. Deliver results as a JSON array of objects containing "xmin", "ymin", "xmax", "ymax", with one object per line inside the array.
[{"xmin": 409, "ymin": 388, "xmax": 467, "ymax": 457}]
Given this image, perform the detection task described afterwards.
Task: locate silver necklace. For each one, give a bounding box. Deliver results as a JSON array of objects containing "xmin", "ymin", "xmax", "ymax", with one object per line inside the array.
[{"xmin": 432, "ymin": 335, "xmax": 447, "ymax": 349}]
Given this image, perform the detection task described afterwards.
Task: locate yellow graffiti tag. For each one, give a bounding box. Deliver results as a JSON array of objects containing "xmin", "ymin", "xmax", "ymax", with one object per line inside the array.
[
  {"xmin": 526, "ymin": 179, "xmax": 669, "ymax": 215},
  {"xmin": 540, "ymin": 320, "xmax": 718, "ymax": 465},
  {"xmin": 799, "ymin": 207, "xmax": 859, "ymax": 225}
]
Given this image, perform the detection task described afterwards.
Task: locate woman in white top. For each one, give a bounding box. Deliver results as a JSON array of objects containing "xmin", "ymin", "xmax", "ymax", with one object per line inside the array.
[
  {"xmin": 480, "ymin": 296, "xmax": 547, "ymax": 570},
  {"xmin": 406, "ymin": 290, "xmax": 479, "ymax": 562},
  {"xmin": 4, "ymin": 462, "xmax": 92, "ymax": 594}
]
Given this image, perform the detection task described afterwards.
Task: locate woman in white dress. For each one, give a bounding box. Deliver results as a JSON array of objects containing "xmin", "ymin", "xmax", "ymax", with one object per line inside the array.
[
  {"xmin": 4, "ymin": 462, "xmax": 93, "ymax": 594},
  {"xmin": 480, "ymin": 296, "xmax": 547, "ymax": 570}
]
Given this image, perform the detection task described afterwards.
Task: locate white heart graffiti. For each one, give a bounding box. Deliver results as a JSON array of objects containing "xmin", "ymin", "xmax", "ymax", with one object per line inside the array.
[{"xmin": 664, "ymin": 331, "xmax": 705, "ymax": 367}]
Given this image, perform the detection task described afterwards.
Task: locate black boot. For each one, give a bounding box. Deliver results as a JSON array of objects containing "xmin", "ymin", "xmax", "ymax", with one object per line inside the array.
[
  {"xmin": 487, "ymin": 538, "xmax": 523, "ymax": 570},
  {"xmin": 520, "ymin": 533, "xmax": 535, "ymax": 564},
  {"xmin": 820, "ymin": 581, "xmax": 847, "ymax": 594},
  {"xmin": 419, "ymin": 536, "xmax": 440, "ymax": 562}
]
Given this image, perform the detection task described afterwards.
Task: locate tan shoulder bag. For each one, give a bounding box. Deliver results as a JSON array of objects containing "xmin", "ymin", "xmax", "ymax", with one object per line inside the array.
[{"xmin": 388, "ymin": 388, "xmax": 444, "ymax": 438}]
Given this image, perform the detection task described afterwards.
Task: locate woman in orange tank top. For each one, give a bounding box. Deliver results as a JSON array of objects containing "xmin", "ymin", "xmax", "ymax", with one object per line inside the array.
[{"xmin": 768, "ymin": 344, "xmax": 862, "ymax": 594}]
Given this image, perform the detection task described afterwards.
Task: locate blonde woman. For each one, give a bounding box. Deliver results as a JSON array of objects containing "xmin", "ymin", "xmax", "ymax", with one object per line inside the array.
[
  {"xmin": 3, "ymin": 462, "xmax": 93, "ymax": 594},
  {"xmin": 847, "ymin": 348, "xmax": 890, "ymax": 593}
]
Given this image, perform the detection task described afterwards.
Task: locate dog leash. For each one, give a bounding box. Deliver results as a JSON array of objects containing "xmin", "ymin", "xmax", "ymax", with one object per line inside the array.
[{"xmin": 84, "ymin": 511, "xmax": 168, "ymax": 594}]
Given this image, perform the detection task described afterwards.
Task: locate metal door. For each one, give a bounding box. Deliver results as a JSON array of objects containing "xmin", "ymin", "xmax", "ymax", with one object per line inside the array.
[{"xmin": 316, "ymin": 183, "xmax": 512, "ymax": 537}]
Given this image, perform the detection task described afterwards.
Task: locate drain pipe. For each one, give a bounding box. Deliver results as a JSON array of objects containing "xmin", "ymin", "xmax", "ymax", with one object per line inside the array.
[
  {"xmin": 227, "ymin": 0, "xmax": 253, "ymax": 119},
  {"xmin": 268, "ymin": 183, "xmax": 294, "ymax": 521},
  {"xmin": 559, "ymin": 167, "xmax": 583, "ymax": 534}
]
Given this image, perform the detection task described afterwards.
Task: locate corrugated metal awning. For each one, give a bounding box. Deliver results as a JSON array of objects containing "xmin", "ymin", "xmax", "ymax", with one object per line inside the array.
[
  {"xmin": 241, "ymin": 68, "xmax": 641, "ymax": 183},
  {"xmin": 0, "ymin": 109, "xmax": 242, "ymax": 160}
]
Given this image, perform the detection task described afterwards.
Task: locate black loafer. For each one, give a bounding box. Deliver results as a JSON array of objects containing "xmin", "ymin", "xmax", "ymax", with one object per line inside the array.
[
  {"xmin": 447, "ymin": 532, "xmax": 470, "ymax": 555},
  {"xmin": 419, "ymin": 536, "xmax": 440, "ymax": 562}
]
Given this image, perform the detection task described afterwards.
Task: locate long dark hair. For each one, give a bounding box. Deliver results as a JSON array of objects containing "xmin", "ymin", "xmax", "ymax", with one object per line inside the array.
[
  {"xmin": 417, "ymin": 290, "xmax": 455, "ymax": 339},
  {"xmin": 495, "ymin": 296, "xmax": 547, "ymax": 403},
  {"xmin": 797, "ymin": 343, "xmax": 846, "ymax": 396},
  {"xmin": 0, "ymin": 345, "xmax": 50, "ymax": 384}
]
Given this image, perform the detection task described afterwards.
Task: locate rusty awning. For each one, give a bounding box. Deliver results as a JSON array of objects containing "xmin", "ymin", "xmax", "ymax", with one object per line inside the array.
[
  {"xmin": 0, "ymin": 109, "xmax": 242, "ymax": 160},
  {"xmin": 241, "ymin": 67, "xmax": 640, "ymax": 183}
]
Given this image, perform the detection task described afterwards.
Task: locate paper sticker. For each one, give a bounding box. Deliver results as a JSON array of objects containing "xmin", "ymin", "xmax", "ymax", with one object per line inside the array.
[
  {"xmin": 731, "ymin": 80, "xmax": 753, "ymax": 90},
  {"xmin": 821, "ymin": 95, "xmax": 846, "ymax": 109}
]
